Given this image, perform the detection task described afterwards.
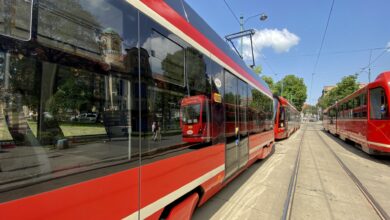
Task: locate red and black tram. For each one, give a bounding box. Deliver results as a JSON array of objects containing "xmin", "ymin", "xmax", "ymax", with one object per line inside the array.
[
  {"xmin": 274, "ymin": 96, "xmax": 301, "ymax": 140},
  {"xmin": 0, "ymin": 0, "xmax": 275, "ymax": 219},
  {"xmin": 323, "ymin": 71, "xmax": 390, "ymax": 154}
]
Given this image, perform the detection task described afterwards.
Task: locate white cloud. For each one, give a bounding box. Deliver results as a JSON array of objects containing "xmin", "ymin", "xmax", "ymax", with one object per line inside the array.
[
  {"xmin": 387, "ymin": 41, "xmax": 390, "ymax": 52},
  {"xmin": 241, "ymin": 28, "xmax": 300, "ymax": 60}
]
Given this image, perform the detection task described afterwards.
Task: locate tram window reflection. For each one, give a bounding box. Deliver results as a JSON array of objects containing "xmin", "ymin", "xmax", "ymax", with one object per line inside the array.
[
  {"xmin": 370, "ymin": 87, "xmax": 388, "ymax": 120},
  {"xmin": 0, "ymin": 0, "xmax": 139, "ymax": 202}
]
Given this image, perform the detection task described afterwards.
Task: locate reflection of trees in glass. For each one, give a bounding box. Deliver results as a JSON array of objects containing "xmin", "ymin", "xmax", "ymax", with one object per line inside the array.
[
  {"xmin": 250, "ymin": 89, "xmax": 272, "ymax": 120},
  {"xmin": 186, "ymin": 48, "xmax": 208, "ymax": 95},
  {"xmin": 148, "ymin": 88, "xmax": 182, "ymax": 132},
  {"xmin": 9, "ymin": 56, "xmax": 39, "ymax": 110},
  {"xmin": 224, "ymin": 93, "xmax": 236, "ymax": 104},
  {"xmin": 151, "ymin": 47, "xmax": 210, "ymax": 132},
  {"xmin": 160, "ymin": 46, "xmax": 184, "ymax": 86},
  {"xmin": 47, "ymin": 75, "xmax": 92, "ymax": 117}
]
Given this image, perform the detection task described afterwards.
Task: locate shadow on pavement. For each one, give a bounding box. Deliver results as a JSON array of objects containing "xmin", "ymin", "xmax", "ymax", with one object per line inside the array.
[{"xmin": 193, "ymin": 148, "xmax": 275, "ymax": 219}]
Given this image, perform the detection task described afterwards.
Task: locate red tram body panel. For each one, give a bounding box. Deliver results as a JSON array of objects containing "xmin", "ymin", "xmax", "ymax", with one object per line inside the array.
[
  {"xmin": 0, "ymin": 0, "xmax": 276, "ymax": 219},
  {"xmin": 274, "ymin": 96, "xmax": 301, "ymax": 140},
  {"xmin": 323, "ymin": 71, "xmax": 390, "ymax": 154}
]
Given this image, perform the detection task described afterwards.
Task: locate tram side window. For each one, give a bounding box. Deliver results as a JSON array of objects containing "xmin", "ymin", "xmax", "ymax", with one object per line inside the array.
[
  {"xmin": 207, "ymin": 61, "xmax": 224, "ymax": 144},
  {"xmin": 0, "ymin": 0, "xmax": 32, "ymax": 40},
  {"xmin": 148, "ymin": 30, "xmax": 185, "ymax": 86},
  {"xmin": 353, "ymin": 96, "xmax": 360, "ymax": 118},
  {"xmin": 342, "ymin": 103, "xmax": 347, "ymax": 118},
  {"xmin": 370, "ymin": 87, "xmax": 389, "ymax": 120},
  {"xmin": 347, "ymin": 100, "xmax": 353, "ymax": 118},
  {"xmin": 186, "ymin": 47, "xmax": 209, "ymax": 96},
  {"xmin": 139, "ymin": 14, "xmax": 216, "ymax": 159},
  {"xmin": 238, "ymin": 80, "xmax": 247, "ymax": 135},
  {"xmin": 361, "ymin": 93, "xmax": 368, "ymax": 117},
  {"xmin": 38, "ymin": 0, "xmax": 130, "ymax": 65},
  {"xmin": 224, "ymin": 71, "xmax": 237, "ymax": 137},
  {"xmin": 250, "ymin": 88, "xmax": 268, "ymax": 132},
  {"xmin": 329, "ymin": 108, "xmax": 336, "ymax": 124},
  {"xmin": 0, "ymin": 0, "xmax": 139, "ymax": 203}
]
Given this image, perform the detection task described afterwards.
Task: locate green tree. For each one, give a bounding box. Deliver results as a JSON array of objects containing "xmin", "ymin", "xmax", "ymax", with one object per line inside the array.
[
  {"xmin": 252, "ymin": 65, "xmax": 262, "ymax": 75},
  {"xmin": 302, "ymin": 104, "xmax": 317, "ymax": 116},
  {"xmin": 318, "ymin": 74, "xmax": 359, "ymax": 109},
  {"xmin": 273, "ymin": 75, "xmax": 307, "ymax": 111},
  {"xmin": 47, "ymin": 76, "xmax": 92, "ymax": 116},
  {"xmin": 261, "ymin": 75, "xmax": 274, "ymax": 91}
]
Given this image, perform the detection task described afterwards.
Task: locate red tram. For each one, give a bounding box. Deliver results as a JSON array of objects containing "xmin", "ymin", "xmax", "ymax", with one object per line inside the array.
[
  {"xmin": 323, "ymin": 71, "xmax": 390, "ymax": 154},
  {"xmin": 274, "ymin": 96, "xmax": 301, "ymax": 140},
  {"xmin": 0, "ymin": 0, "xmax": 275, "ymax": 219}
]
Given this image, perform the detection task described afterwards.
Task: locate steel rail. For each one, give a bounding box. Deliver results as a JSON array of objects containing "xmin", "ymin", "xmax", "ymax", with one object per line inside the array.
[
  {"xmin": 281, "ymin": 125, "xmax": 306, "ymax": 220},
  {"xmin": 316, "ymin": 127, "xmax": 390, "ymax": 220}
]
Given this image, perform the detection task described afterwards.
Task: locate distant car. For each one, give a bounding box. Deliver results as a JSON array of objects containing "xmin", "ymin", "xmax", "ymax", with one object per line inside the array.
[
  {"xmin": 43, "ymin": 112, "xmax": 54, "ymax": 120},
  {"xmin": 71, "ymin": 113, "xmax": 98, "ymax": 123}
]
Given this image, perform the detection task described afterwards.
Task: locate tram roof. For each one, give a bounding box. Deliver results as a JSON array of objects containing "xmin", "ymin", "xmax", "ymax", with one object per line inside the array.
[
  {"xmin": 275, "ymin": 96, "xmax": 299, "ymax": 112},
  {"xmin": 325, "ymin": 71, "xmax": 390, "ymax": 110},
  {"xmin": 164, "ymin": 0, "xmax": 271, "ymax": 94}
]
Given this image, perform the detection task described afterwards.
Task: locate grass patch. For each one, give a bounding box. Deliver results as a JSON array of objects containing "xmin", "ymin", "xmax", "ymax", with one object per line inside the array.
[
  {"xmin": 0, "ymin": 118, "xmax": 12, "ymax": 140},
  {"xmin": 27, "ymin": 121, "xmax": 106, "ymax": 137}
]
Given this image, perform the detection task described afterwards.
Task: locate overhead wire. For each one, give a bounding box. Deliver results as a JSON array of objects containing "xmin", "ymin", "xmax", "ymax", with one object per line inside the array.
[
  {"xmin": 356, "ymin": 47, "xmax": 389, "ymax": 77},
  {"xmin": 309, "ymin": 0, "xmax": 335, "ymax": 105},
  {"xmin": 252, "ymin": 40, "xmax": 277, "ymax": 76},
  {"xmin": 222, "ymin": 0, "xmax": 276, "ymax": 78},
  {"xmin": 222, "ymin": 0, "xmax": 240, "ymax": 25},
  {"xmin": 265, "ymin": 46, "xmax": 389, "ymax": 60}
]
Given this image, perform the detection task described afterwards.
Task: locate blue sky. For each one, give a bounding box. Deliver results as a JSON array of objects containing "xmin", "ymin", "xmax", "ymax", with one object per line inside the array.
[{"xmin": 186, "ymin": 0, "xmax": 390, "ymax": 105}]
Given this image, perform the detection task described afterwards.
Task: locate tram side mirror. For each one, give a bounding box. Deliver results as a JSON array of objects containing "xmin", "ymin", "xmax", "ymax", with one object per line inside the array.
[{"xmin": 0, "ymin": 0, "xmax": 33, "ymax": 41}]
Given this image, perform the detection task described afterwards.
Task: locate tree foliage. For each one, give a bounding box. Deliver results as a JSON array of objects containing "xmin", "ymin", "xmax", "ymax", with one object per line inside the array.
[
  {"xmin": 261, "ymin": 75, "xmax": 274, "ymax": 91},
  {"xmin": 47, "ymin": 76, "xmax": 92, "ymax": 115},
  {"xmin": 252, "ymin": 65, "xmax": 262, "ymax": 75},
  {"xmin": 273, "ymin": 75, "xmax": 307, "ymax": 111},
  {"xmin": 302, "ymin": 104, "xmax": 317, "ymax": 116},
  {"xmin": 318, "ymin": 74, "xmax": 359, "ymax": 109}
]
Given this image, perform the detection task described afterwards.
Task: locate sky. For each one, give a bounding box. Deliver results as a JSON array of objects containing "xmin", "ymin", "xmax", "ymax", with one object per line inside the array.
[{"xmin": 185, "ymin": 0, "xmax": 390, "ymax": 105}]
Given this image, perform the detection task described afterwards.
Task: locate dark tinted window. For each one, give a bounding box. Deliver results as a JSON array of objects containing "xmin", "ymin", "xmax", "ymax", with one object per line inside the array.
[
  {"xmin": 186, "ymin": 47, "xmax": 209, "ymax": 95},
  {"xmin": 0, "ymin": 0, "xmax": 139, "ymax": 202},
  {"xmin": 139, "ymin": 14, "xmax": 212, "ymax": 163},
  {"xmin": 238, "ymin": 80, "xmax": 247, "ymax": 134},
  {"xmin": 207, "ymin": 60, "xmax": 224, "ymax": 144},
  {"xmin": 370, "ymin": 87, "xmax": 389, "ymax": 120},
  {"xmin": 224, "ymin": 70, "xmax": 237, "ymax": 137},
  {"xmin": 148, "ymin": 30, "xmax": 185, "ymax": 86}
]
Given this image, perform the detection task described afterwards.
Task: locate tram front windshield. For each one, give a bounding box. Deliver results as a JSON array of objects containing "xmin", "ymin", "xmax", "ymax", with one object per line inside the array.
[{"xmin": 182, "ymin": 104, "xmax": 201, "ymax": 125}]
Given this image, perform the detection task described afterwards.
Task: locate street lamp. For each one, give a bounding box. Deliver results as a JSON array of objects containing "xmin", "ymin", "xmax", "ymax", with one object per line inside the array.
[{"xmin": 239, "ymin": 13, "xmax": 268, "ymax": 55}]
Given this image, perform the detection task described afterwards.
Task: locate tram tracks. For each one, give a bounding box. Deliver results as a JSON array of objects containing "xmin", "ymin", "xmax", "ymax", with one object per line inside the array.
[
  {"xmin": 281, "ymin": 125, "xmax": 306, "ymax": 220},
  {"xmin": 282, "ymin": 123, "xmax": 389, "ymax": 220},
  {"xmin": 316, "ymin": 129, "xmax": 390, "ymax": 220}
]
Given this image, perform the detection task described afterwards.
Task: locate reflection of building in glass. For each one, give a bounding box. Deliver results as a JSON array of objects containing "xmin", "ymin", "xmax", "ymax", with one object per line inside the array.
[
  {"xmin": 0, "ymin": 0, "xmax": 32, "ymax": 39},
  {"xmin": 99, "ymin": 28, "xmax": 124, "ymax": 69}
]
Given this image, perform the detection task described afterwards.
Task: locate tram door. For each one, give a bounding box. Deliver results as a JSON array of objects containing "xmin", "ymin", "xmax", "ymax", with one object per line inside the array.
[
  {"xmin": 224, "ymin": 70, "xmax": 248, "ymax": 179},
  {"xmin": 238, "ymin": 80, "xmax": 249, "ymax": 168}
]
